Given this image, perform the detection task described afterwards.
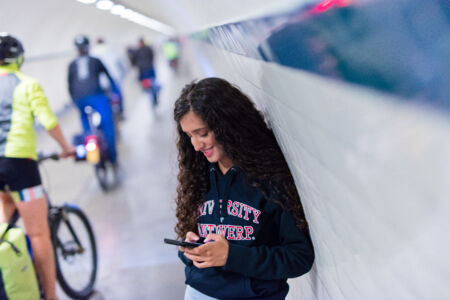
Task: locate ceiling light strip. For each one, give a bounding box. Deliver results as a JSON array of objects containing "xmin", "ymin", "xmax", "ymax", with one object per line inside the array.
[{"xmin": 76, "ymin": 0, "xmax": 175, "ymax": 35}]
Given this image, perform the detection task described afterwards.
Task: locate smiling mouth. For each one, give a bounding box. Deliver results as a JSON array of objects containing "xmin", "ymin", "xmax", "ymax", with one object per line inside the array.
[{"xmin": 203, "ymin": 147, "xmax": 213, "ymax": 157}]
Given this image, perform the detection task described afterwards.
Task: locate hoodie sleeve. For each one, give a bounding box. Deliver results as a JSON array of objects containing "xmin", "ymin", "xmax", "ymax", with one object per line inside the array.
[
  {"xmin": 223, "ymin": 209, "xmax": 314, "ymax": 280},
  {"xmin": 178, "ymin": 250, "xmax": 193, "ymax": 266}
]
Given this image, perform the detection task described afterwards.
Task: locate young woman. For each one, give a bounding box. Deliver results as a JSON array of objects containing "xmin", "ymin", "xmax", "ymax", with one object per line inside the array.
[{"xmin": 174, "ymin": 77, "xmax": 314, "ymax": 300}]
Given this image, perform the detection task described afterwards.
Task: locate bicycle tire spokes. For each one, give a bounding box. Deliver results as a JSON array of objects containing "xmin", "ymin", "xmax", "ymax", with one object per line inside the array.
[
  {"xmin": 52, "ymin": 205, "xmax": 97, "ymax": 299},
  {"xmin": 55, "ymin": 235, "xmax": 83, "ymax": 258},
  {"xmin": 61, "ymin": 209, "xmax": 84, "ymax": 251}
]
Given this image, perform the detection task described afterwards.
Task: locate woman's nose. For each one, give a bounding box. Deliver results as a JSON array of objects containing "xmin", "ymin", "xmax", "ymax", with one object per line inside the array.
[{"xmin": 191, "ymin": 137, "xmax": 202, "ymax": 152}]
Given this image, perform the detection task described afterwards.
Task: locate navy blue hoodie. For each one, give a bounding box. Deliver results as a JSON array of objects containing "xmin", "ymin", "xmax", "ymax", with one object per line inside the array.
[{"xmin": 179, "ymin": 164, "xmax": 314, "ymax": 299}]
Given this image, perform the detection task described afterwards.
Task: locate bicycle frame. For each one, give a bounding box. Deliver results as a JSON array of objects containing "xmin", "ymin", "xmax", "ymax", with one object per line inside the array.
[
  {"xmin": 39, "ymin": 153, "xmax": 98, "ymax": 298},
  {"xmin": 48, "ymin": 204, "xmax": 85, "ymax": 257}
]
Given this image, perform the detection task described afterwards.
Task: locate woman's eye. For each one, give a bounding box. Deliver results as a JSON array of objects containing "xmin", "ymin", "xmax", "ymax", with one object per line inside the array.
[{"xmin": 200, "ymin": 132, "xmax": 208, "ymax": 137}]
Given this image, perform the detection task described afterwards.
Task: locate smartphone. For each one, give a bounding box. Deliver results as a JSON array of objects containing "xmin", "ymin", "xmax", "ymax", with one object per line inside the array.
[{"xmin": 163, "ymin": 238, "xmax": 204, "ymax": 248}]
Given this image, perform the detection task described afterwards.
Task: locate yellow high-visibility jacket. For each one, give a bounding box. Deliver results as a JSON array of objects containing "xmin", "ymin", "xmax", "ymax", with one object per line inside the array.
[{"xmin": 0, "ymin": 64, "xmax": 58, "ymax": 160}]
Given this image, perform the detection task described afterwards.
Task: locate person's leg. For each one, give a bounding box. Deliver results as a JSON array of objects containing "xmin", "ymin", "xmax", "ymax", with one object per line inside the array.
[
  {"xmin": 75, "ymin": 98, "xmax": 91, "ymax": 133},
  {"xmin": 0, "ymin": 160, "xmax": 19, "ymax": 223},
  {"xmin": 148, "ymin": 68, "xmax": 159, "ymax": 107},
  {"xmin": 12, "ymin": 187, "xmax": 57, "ymax": 300},
  {"xmin": 151, "ymin": 85, "xmax": 158, "ymax": 108},
  {"xmin": 112, "ymin": 85, "xmax": 124, "ymax": 114},
  {"xmin": 101, "ymin": 117, "xmax": 117, "ymax": 163},
  {"xmin": 119, "ymin": 95, "xmax": 124, "ymax": 114},
  {"xmin": 0, "ymin": 191, "xmax": 15, "ymax": 222},
  {"xmin": 91, "ymin": 95, "xmax": 117, "ymax": 163},
  {"xmin": 184, "ymin": 285, "xmax": 218, "ymax": 300},
  {"xmin": 6, "ymin": 158, "xmax": 57, "ymax": 300}
]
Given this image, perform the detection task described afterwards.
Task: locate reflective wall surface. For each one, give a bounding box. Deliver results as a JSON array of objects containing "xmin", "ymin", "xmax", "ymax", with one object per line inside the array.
[
  {"xmin": 198, "ymin": 0, "xmax": 450, "ymax": 111},
  {"xmin": 183, "ymin": 0, "xmax": 450, "ymax": 299}
]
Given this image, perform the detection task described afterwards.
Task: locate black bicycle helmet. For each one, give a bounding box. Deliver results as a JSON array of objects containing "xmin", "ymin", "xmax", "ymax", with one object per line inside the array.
[
  {"xmin": 74, "ymin": 34, "xmax": 90, "ymax": 51},
  {"xmin": 0, "ymin": 32, "xmax": 24, "ymax": 66}
]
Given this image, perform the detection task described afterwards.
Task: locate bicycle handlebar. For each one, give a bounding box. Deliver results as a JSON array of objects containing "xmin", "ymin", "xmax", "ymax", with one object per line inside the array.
[{"xmin": 37, "ymin": 152, "xmax": 60, "ymax": 163}]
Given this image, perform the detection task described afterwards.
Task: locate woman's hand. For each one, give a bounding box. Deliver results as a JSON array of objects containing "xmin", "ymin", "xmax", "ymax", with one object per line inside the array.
[
  {"xmin": 183, "ymin": 233, "xmax": 229, "ymax": 268},
  {"xmin": 179, "ymin": 231, "xmax": 200, "ymax": 252}
]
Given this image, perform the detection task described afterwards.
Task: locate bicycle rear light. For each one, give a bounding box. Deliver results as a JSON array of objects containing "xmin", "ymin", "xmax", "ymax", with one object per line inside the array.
[{"xmin": 85, "ymin": 135, "xmax": 100, "ymax": 164}]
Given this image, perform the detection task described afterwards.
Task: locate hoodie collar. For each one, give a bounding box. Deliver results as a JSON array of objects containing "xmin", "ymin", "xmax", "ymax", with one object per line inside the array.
[{"xmin": 209, "ymin": 163, "xmax": 238, "ymax": 222}]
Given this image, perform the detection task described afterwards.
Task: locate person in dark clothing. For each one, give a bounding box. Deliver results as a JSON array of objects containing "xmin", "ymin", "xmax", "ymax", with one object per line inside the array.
[
  {"xmin": 68, "ymin": 34, "xmax": 118, "ymax": 165},
  {"xmin": 134, "ymin": 38, "xmax": 154, "ymax": 80},
  {"xmin": 173, "ymin": 78, "xmax": 315, "ymax": 300},
  {"xmin": 130, "ymin": 38, "xmax": 159, "ymax": 110}
]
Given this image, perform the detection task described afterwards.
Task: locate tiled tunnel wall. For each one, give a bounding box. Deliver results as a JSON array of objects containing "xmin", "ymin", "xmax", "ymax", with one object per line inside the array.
[{"xmin": 182, "ymin": 1, "xmax": 450, "ymax": 298}]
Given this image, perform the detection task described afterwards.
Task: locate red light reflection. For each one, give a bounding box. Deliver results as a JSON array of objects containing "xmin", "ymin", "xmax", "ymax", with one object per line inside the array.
[{"xmin": 309, "ymin": 0, "xmax": 352, "ymax": 14}]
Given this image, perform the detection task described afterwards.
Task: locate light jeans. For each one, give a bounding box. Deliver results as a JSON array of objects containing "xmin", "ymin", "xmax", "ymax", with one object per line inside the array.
[{"xmin": 184, "ymin": 285, "xmax": 218, "ymax": 300}]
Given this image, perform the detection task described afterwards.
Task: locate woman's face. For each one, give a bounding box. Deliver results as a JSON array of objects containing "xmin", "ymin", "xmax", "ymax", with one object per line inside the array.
[{"xmin": 179, "ymin": 110, "xmax": 232, "ymax": 172}]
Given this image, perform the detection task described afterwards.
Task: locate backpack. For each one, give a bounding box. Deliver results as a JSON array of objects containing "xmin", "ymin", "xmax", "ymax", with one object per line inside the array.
[{"xmin": 0, "ymin": 220, "xmax": 40, "ymax": 300}]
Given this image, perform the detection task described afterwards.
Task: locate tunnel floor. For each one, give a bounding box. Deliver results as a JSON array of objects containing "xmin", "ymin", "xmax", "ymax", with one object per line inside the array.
[{"xmin": 37, "ymin": 62, "xmax": 188, "ymax": 300}]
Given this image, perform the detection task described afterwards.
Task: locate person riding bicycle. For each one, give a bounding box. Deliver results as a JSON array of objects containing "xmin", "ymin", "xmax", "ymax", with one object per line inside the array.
[
  {"xmin": 0, "ymin": 33, "xmax": 74, "ymax": 300},
  {"xmin": 91, "ymin": 36, "xmax": 126, "ymax": 120},
  {"xmin": 129, "ymin": 38, "xmax": 159, "ymax": 110},
  {"xmin": 68, "ymin": 34, "xmax": 119, "ymax": 167}
]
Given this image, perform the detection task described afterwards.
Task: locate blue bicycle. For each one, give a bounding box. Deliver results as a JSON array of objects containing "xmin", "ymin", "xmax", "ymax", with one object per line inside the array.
[{"xmin": 73, "ymin": 105, "xmax": 118, "ymax": 192}]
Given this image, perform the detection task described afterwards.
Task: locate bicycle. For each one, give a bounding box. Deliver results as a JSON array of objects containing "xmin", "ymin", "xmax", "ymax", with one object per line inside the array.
[
  {"xmin": 39, "ymin": 153, "xmax": 98, "ymax": 299},
  {"xmin": 73, "ymin": 105, "xmax": 118, "ymax": 192}
]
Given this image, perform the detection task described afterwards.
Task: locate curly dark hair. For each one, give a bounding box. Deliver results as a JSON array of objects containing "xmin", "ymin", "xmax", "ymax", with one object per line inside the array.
[{"xmin": 173, "ymin": 77, "xmax": 308, "ymax": 238}]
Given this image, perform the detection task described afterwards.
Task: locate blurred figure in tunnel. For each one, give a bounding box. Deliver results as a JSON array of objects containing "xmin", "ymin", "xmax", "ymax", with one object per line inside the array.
[
  {"xmin": 91, "ymin": 36, "xmax": 127, "ymax": 119},
  {"xmin": 173, "ymin": 78, "xmax": 315, "ymax": 300},
  {"xmin": 128, "ymin": 37, "xmax": 159, "ymax": 113},
  {"xmin": 0, "ymin": 32, "xmax": 74, "ymax": 300},
  {"xmin": 162, "ymin": 37, "xmax": 180, "ymax": 72},
  {"xmin": 68, "ymin": 34, "xmax": 119, "ymax": 167}
]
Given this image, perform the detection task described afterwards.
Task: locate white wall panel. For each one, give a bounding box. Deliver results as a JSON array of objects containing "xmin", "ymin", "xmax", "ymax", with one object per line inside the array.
[{"xmin": 182, "ymin": 40, "xmax": 450, "ymax": 300}]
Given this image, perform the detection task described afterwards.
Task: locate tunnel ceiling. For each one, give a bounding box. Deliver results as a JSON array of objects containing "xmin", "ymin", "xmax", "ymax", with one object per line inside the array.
[
  {"xmin": 0, "ymin": 0, "xmax": 303, "ymax": 57},
  {"xmin": 0, "ymin": 0, "xmax": 159, "ymax": 57},
  {"xmin": 122, "ymin": 0, "xmax": 303, "ymax": 33}
]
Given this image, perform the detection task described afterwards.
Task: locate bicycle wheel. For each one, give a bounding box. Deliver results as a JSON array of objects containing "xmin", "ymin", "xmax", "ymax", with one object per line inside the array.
[
  {"xmin": 51, "ymin": 205, "xmax": 97, "ymax": 299},
  {"xmin": 95, "ymin": 161, "xmax": 118, "ymax": 192},
  {"xmin": 95, "ymin": 162, "xmax": 109, "ymax": 191}
]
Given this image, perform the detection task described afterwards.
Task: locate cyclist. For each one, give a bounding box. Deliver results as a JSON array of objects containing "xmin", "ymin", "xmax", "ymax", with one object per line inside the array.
[
  {"xmin": 68, "ymin": 34, "xmax": 119, "ymax": 167},
  {"xmin": 129, "ymin": 38, "xmax": 159, "ymax": 111},
  {"xmin": 0, "ymin": 33, "xmax": 74, "ymax": 300},
  {"xmin": 91, "ymin": 36, "xmax": 126, "ymax": 120}
]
